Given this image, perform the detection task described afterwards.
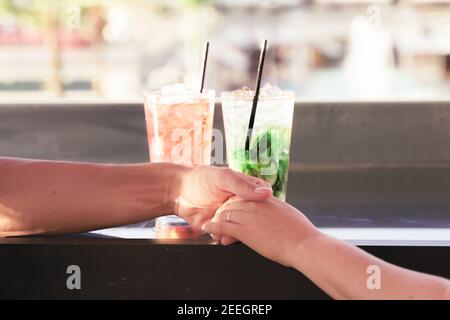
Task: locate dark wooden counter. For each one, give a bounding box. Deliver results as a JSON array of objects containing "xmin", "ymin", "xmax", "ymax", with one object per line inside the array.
[{"xmin": 0, "ymin": 234, "xmax": 449, "ymax": 299}]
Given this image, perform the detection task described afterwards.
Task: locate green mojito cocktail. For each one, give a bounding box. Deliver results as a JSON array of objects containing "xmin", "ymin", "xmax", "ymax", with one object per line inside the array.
[{"xmin": 221, "ymin": 84, "xmax": 295, "ymax": 200}]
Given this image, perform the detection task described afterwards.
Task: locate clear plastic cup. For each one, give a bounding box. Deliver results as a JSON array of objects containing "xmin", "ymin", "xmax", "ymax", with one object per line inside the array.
[
  {"xmin": 143, "ymin": 85, "xmax": 215, "ymax": 239},
  {"xmin": 221, "ymin": 85, "xmax": 295, "ymax": 200}
]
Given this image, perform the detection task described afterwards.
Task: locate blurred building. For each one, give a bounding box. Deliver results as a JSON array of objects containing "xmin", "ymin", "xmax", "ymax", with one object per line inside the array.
[{"xmin": 0, "ymin": 0, "xmax": 449, "ymax": 100}]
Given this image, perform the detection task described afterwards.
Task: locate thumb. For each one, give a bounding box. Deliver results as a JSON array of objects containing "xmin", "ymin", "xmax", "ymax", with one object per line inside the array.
[{"xmin": 220, "ymin": 169, "xmax": 272, "ymax": 201}]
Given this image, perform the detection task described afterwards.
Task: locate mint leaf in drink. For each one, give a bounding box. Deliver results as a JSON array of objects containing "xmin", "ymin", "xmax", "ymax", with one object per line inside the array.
[
  {"xmin": 243, "ymin": 162, "xmax": 260, "ymax": 177},
  {"xmin": 273, "ymin": 157, "xmax": 289, "ymax": 196},
  {"xmin": 232, "ymin": 127, "xmax": 290, "ymax": 198}
]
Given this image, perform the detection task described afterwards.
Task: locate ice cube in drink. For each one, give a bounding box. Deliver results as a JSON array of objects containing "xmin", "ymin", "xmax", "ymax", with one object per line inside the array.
[{"xmin": 221, "ymin": 84, "xmax": 294, "ymax": 200}]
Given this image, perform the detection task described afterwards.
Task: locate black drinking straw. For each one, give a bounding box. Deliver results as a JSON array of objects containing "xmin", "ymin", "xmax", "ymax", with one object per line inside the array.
[
  {"xmin": 245, "ymin": 39, "xmax": 268, "ymax": 153},
  {"xmin": 200, "ymin": 41, "xmax": 210, "ymax": 93}
]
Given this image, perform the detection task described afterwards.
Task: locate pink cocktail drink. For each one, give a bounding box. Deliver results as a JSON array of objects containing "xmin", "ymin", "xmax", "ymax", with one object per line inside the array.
[
  {"xmin": 143, "ymin": 85, "xmax": 215, "ymax": 239},
  {"xmin": 144, "ymin": 86, "xmax": 215, "ymax": 166}
]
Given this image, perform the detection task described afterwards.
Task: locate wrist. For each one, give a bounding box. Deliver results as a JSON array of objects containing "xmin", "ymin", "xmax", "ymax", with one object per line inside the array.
[
  {"xmin": 165, "ymin": 163, "xmax": 191, "ymax": 215},
  {"xmin": 288, "ymin": 228, "xmax": 324, "ymax": 270},
  {"xmin": 103, "ymin": 162, "xmax": 189, "ymax": 219}
]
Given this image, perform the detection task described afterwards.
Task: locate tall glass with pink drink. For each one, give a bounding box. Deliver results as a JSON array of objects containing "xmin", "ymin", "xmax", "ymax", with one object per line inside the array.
[{"xmin": 143, "ymin": 84, "xmax": 215, "ymax": 238}]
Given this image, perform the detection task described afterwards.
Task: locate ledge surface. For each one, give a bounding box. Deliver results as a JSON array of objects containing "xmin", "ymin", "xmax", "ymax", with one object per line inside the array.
[{"xmin": 1, "ymin": 233, "xmax": 449, "ymax": 299}]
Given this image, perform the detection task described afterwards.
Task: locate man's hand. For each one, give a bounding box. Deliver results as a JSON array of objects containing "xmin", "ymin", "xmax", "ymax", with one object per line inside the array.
[
  {"xmin": 0, "ymin": 158, "xmax": 269, "ymax": 237},
  {"xmin": 172, "ymin": 166, "xmax": 272, "ymax": 230}
]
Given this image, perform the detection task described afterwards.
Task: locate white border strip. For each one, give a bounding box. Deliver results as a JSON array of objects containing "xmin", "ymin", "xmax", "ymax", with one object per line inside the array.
[
  {"xmin": 91, "ymin": 227, "xmax": 156, "ymax": 239},
  {"xmin": 91, "ymin": 227, "xmax": 450, "ymax": 246},
  {"xmin": 321, "ymin": 228, "xmax": 450, "ymax": 246}
]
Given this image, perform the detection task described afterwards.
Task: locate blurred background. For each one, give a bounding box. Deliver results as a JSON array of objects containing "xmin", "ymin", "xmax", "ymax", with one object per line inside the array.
[{"xmin": 0, "ymin": 0, "xmax": 450, "ymax": 101}]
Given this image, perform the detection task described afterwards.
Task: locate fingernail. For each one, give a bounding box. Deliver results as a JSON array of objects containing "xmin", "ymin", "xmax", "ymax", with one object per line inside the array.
[
  {"xmin": 254, "ymin": 186, "xmax": 272, "ymax": 194},
  {"xmin": 201, "ymin": 224, "xmax": 208, "ymax": 232}
]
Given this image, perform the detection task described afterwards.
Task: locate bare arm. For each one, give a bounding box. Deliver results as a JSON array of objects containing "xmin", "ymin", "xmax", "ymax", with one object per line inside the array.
[
  {"xmin": 203, "ymin": 196, "xmax": 450, "ymax": 300},
  {"xmin": 0, "ymin": 157, "xmax": 271, "ymax": 237},
  {"xmin": 0, "ymin": 157, "xmax": 182, "ymax": 236},
  {"xmin": 293, "ymin": 232, "xmax": 450, "ymax": 300}
]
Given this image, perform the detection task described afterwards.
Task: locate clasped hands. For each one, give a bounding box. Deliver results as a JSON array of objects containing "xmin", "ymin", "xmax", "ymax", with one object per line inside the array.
[
  {"xmin": 173, "ymin": 165, "xmax": 271, "ymax": 242},
  {"xmin": 174, "ymin": 165, "xmax": 318, "ymax": 267}
]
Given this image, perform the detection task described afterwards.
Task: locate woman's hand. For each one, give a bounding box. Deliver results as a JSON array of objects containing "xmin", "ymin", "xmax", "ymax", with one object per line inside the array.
[
  {"xmin": 203, "ymin": 197, "xmax": 450, "ymax": 300},
  {"xmin": 201, "ymin": 196, "xmax": 320, "ymax": 267},
  {"xmin": 173, "ymin": 166, "xmax": 272, "ymax": 231}
]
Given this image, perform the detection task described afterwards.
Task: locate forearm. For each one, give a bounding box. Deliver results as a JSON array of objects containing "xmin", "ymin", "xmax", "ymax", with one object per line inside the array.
[
  {"xmin": 0, "ymin": 157, "xmax": 186, "ymax": 237},
  {"xmin": 292, "ymin": 232, "xmax": 450, "ymax": 300}
]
